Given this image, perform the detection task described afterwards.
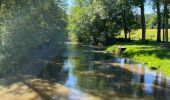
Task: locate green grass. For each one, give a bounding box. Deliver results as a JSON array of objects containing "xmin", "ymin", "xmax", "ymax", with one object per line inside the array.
[
  {"xmin": 116, "ymin": 29, "xmax": 170, "ymax": 41},
  {"xmin": 106, "ymin": 43, "xmax": 170, "ymax": 76}
]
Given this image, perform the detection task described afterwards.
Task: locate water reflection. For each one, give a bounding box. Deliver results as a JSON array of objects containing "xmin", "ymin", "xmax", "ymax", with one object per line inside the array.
[
  {"xmin": 0, "ymin": 43, "xmax": 170, "ymax": 100},
  {"xmin": 57, "ymin": 44, "xmax": 170, "ymax": 100}
]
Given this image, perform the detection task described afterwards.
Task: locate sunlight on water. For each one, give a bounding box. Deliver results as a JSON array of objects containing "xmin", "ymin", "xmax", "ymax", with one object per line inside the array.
[
  {"xmin": 0, "ymin": 43, "xmax": 169, "ymax": 100},
  {"xmin": 64, "ymin": 58, "xmax": 77, "ymax": 88}
]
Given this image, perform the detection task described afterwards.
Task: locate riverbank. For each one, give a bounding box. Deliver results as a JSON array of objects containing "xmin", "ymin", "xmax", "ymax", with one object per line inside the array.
[{"xmin": 106, "ymin": 42, "xmax": 170, "ymax": 76}]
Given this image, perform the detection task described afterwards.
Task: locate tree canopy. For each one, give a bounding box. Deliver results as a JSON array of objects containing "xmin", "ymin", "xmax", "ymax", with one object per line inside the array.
[
  {"xmin": 0, "ymin": 0, "xmax": 67, "ymax": 65},
  {"xmin": 68, "ymin": 0, "xmax": 170, "ymax": 44}
]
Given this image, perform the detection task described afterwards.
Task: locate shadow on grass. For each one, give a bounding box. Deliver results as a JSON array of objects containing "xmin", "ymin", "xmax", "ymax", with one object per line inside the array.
[
  {"xmin": 124, "ymin": 46, "xmax": 170, "ymax": 60},
  {"xmin": 114, "ymin": 40, "xmax": 162, "ymax": 45},
  {"xmin": 111, "ymin": 39, "xmax": 170, "ymax": 60}
]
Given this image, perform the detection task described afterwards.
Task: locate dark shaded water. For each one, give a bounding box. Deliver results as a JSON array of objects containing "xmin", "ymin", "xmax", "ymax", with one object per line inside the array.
[{"xmin": 0, "ymin": 42, "xmax": 170, "ymax": 100}]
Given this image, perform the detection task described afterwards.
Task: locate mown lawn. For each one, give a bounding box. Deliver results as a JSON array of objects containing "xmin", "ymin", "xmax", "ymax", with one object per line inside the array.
[
  {"xmin": 106, "ymin": 43, "xmax": 170, "ymax": 76},
  {"xmin": 116, "ymin": 29, "xmax": 170, "ymax": 41}
]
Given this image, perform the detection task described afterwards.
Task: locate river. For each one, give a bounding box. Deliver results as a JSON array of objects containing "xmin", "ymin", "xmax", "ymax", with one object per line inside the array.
[{"xmin": 0, "ymin": 42, "xmax": 169, "ymax": 100}]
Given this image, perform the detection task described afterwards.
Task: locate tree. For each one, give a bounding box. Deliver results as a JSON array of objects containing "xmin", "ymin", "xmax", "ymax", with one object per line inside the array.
[
  {"xmin": 145, "ymin": 14, "xmax": 157, "ymax": 28},
  {"xmin": 140, "ymin": 0, "xmax": 146, "ymax": 43},
  {"xmin": 133, "ymin": 0, "xmax": 146, "ymax": 43},
  {"xmin": 117, "ymin": 0, "xmax": 131, "ymax": 41},
  {"xmin": 68, "ymin": 0, "xmax": 121, "ymax": 45},
  {"xmin": 0, "ymin": 0, "xmax": 67, "ymax": 65},
  {"xmin": 153, "ymin": 0, "xmax": 161, "ymax": 42},
  {"xmin": 117, "ymin": 0, "xmax": 139, "ymax": 41},
  {"xmin": 163, "ymin": 0, "xmax": 169, "ymax": 43}
]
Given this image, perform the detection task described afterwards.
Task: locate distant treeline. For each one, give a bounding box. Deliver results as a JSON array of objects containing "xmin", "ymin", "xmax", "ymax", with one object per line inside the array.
[{"xmin": 145, "ymin": 14, "xmax": 170, "ymax": 29}]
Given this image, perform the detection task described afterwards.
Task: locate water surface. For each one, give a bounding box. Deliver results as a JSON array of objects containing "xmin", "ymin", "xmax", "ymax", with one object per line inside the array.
[{"xmin": 0, "ymin": 43, "xmax": 170, "ymax": 100}]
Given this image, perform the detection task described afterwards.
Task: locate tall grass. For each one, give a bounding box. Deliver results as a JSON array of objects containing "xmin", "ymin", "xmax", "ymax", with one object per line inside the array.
[{"xmin": 117, "ymin": 29, "xmax": 170, "ymax": 41}]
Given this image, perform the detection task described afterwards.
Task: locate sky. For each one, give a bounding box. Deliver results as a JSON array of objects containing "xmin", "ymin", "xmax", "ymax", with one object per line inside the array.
[
  {"xmin": 145, "ymin": 3, "xmax": 154, "ymax": 14},
  {"xmin": 68, "ymin": 0, "xmax": 73, "ymax": 7},
  {"xmin": 67, "ymin": 0, "xmax": 154, "ymax": 14}
]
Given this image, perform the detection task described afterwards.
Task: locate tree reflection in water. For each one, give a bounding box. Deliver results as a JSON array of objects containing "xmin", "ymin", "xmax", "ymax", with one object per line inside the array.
[{"xmin": 0, "ymin": 43, "xmax": 169, "ymax": 100}]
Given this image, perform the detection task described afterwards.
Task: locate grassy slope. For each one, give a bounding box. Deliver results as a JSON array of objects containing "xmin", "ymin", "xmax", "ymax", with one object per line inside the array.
[
  {"xmin": 106, "ymin": 43, "xmax": 170, "ymax": 76},
  {"xmin": 107, "ymin": 29, "xmax": 170, "ymax": 76}
]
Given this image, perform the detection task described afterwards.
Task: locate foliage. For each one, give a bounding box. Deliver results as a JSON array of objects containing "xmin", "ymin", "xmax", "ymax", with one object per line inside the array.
[
  {"xmin": 145, "ymin": 14, "xmax": 157, "ymax": 28},
  {"xmin": 68, "ymin": 0, "xmax": 139, "ymax": 45},
  {"xmin": 0, "ymin": 0, "xmax": 67, "ymax": 65}
]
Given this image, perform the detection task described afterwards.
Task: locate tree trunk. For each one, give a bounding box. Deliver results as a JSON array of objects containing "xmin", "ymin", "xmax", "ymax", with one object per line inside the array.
[
  {"xmin": 129, "ymin": 32, "xmax": 131, "ymax": 40},
  {"xmin": 140, "ymin": 1, "xmax": 146, "ymax": 43},
  {"xmin": 92, "ymin": 34, "xmax": 98, "ymax": 45},
  {"xmin": 163, "ymin": 14, "xmax": 165, "ymax": 42},
  {"xmin": 163, "ymin": 28, "xmax": 165, "ymax": 42},
  {"xmin": 122, "ymin": 10, "xmax": 128, "ymax": 41},
  {"xmin": 162, "ymin": 8, "xmax": 165, "ymax": 42},
  {"xmin": 156, "ymin": 1, "xmax": 161, "ymax": 42},
  {"xmin": 124, "ymin": 28, "xmax": 128, "ymax": 41},
  {"xmin": 164, "ymin": 2, "xmax": 168, "ymax": 43},
  {"xmin": 104, "ymin": 32, "xmax": 109, "ymax": 45}
]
